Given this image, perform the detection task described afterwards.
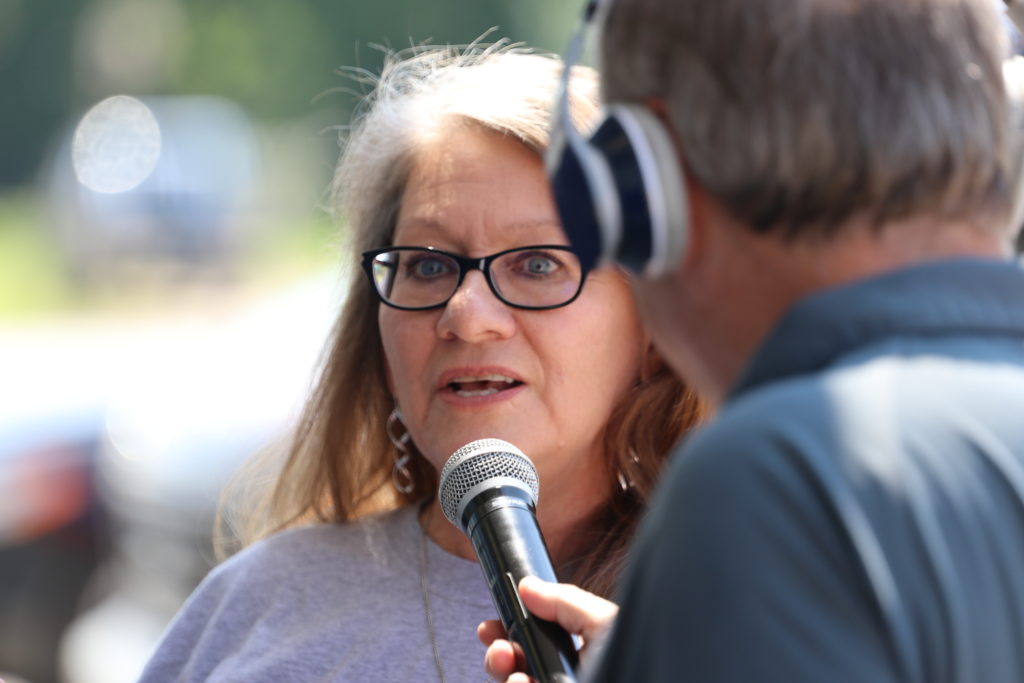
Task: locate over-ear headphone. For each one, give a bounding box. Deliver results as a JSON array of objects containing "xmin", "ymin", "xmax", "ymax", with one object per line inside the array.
[
  {"xmin": 546, "ymin": 0, "xmax": 689, "ymax": 277},
  {"xmin": 551, "ymin": 0, "xmax": 1024, "ymax": 269}
]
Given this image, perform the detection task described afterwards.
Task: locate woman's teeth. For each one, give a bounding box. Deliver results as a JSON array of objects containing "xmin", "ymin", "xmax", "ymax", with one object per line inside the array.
[
  {"xmin": 457, "ymin": 386, "xmax": 500, "ymax": 397},
  {"xmin": 449, "ymin": 374, "xmax": 519, "ymax": 397}
]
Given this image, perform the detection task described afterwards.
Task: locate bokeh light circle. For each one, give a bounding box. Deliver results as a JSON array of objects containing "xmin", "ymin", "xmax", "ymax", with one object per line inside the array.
[{"xmin": 72, "ymin": 95, "xmax": 161, "ymax": 194}]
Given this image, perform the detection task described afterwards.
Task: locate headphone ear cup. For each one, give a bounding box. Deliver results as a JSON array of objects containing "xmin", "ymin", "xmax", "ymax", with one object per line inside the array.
[
  {"xmin": 548, "ymin": 125, "xmax": 623, "ymax": 273},
  {"xmin": 589, "ymin": 104, "xmax": 689, "ymax": 277}
]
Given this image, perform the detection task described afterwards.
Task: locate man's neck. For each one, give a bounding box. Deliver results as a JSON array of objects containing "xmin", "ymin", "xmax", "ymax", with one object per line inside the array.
[
  {"xmin": 686, "ymin": 213, "xmax": 1012, "ymax": 404},
  {"xmin": 795, "ymin": 215, "xmax": 1012, "ymax": 290}
]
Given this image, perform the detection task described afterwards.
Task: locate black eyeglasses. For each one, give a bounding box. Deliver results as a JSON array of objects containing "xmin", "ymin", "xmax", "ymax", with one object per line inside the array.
[{"xmin": 361, "ymin": 245, "xmax": 588, "ymax": 311}]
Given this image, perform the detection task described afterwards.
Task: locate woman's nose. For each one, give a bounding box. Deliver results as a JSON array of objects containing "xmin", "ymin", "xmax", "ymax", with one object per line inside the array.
[{"xmin": 436, "ymin": 270, "xmax": 516, "ymax": 342}]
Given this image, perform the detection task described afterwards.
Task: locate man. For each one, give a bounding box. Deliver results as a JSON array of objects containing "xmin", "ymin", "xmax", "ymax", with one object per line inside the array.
[{"xmin": 482, "ymin": 0, "xmax": 1024, "ymax": 680}]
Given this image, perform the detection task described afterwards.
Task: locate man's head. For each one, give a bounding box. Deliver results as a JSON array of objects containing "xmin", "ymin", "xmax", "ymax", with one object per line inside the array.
[
  {"xmin": 588, "ymin": 0, "xmax": 1018, "ymax": 401},
  {"xmin": 600, "ymin": 0, "xmax": 1015, "ymax": 238}
]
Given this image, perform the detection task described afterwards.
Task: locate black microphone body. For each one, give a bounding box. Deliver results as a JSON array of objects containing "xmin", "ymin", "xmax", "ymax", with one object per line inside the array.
[
  {"xmin": 465, "ymin": 486, "xmax": 579, "ymax": 682},
  {"xmin": 438, "ymin": 440, "xmax": 579, "ymax": 683}
]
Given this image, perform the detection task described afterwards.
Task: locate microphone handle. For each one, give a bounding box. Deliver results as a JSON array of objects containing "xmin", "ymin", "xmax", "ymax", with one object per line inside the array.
[{"xmin": 465, "ymin": 487, "xmax": 579, "ymax": 683}]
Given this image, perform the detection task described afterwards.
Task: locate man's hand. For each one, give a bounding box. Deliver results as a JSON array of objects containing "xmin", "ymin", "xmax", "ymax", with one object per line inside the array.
[{"xmin": 477, "ymin": 576, "xmax": 619, "ymax": 682}]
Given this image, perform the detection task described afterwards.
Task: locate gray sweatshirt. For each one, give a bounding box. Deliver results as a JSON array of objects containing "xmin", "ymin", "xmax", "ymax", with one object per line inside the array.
[{"xmin": 140, "ymin": 506, "xmax": 494, "ymax": 682}]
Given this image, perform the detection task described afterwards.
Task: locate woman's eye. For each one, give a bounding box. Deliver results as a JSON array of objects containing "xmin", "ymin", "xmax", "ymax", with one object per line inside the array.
[
  {"xmin": 515, "ymin": 252, "xmax": 560, "ymax": 276},
  {"xmin": 407, "ymin": 256, "xmax": 452, "ymax": 279},
  {"xmin": 526, "ymin": 257, "xmax": 557, "ymax": 274}
]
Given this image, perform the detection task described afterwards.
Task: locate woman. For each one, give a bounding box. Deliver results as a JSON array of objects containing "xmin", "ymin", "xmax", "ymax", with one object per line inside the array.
[{"xmin": 140, "ymin": 44, "xmax": 703, "ymax": 682}]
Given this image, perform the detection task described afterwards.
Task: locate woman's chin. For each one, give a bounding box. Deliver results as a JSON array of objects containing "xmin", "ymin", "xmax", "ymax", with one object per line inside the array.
[{"xmin": 420, "ymin": 424, "xmax": 539, "ymax": 471}]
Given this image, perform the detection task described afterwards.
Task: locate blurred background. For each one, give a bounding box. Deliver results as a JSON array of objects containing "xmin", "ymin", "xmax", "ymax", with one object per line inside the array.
[{"xmin": 0, "ymin": 1, "xmax": 578, "ymax": 681}]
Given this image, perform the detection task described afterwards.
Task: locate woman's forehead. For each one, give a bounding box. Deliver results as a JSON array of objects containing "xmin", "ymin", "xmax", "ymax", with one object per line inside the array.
[
  {"xmin": 392, "ymin": 215, "xmax": 568, "ymax": 249},
  {"xmin": 393, "ymin": 128, "xmax": 565, "ymax": 251}
]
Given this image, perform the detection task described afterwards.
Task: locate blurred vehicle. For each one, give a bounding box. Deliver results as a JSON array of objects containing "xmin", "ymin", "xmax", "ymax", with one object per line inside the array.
[
  {"xmin": 0, "ymin": 369, "xmax": 107, "ymax": 683},
  {"xmin": 0, "ymin": 272, "xmax": 340, "ymax": 683},
  {"xmin": 45, "ymin": 95, "xmax": 260, "ymax": 286},
  {"xmin": 0, "ymin": 308, "xmax": 144, "ymax": 682}
]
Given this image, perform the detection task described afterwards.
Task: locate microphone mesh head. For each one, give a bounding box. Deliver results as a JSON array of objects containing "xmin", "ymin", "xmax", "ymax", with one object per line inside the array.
[{"xmin": 438, "ymin": 439, "xmax": 539, "ymax": 527}]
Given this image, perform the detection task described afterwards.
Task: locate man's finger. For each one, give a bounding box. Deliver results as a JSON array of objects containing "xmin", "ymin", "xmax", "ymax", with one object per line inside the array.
[
  {"xmin": 477, "ymin": 619, "xmax": 507, "ymax": 646},
  {"xmin": 483, "ymin": 637, "xmax": 517, "ymax": 679},
  {"xmin": 516, "ymin": 576, "xmax": 619, "ymax": 639}
]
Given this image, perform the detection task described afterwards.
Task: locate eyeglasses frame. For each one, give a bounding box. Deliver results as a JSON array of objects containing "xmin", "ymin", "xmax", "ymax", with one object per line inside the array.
[{"xmin": 360, "ymin": 244, "xmax": 590, "ymax": 311}]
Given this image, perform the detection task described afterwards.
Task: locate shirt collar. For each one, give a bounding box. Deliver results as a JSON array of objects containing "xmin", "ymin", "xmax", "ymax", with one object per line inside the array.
[{"xmin": 730, "ymin": 258, "xmax": 1024, "ymax": 398}]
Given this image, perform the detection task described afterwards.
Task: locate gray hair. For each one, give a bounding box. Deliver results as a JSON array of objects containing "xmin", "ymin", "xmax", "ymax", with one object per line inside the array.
[
  {"xmin": 599, "ymin": 0, "xmax": 1016, "ymax": 238},
  {"xmin": 332, "ymin": 44, "xmax": 600, "ymax": 254}
]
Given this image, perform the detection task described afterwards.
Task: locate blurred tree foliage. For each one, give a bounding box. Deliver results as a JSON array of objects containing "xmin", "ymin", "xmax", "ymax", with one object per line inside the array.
[
  {"xmin": 0, "ymin": 0, "xmax": 579, "ymax": 191},
  {"xmin": 0, "ymin": 0, "xmax": 85, "ymax": 187}
]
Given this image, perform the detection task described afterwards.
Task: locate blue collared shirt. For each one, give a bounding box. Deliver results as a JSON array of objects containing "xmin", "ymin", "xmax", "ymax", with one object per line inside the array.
[{"xmin": 594, "ymin": 258, "xmax": 1024, "ymax": 683}]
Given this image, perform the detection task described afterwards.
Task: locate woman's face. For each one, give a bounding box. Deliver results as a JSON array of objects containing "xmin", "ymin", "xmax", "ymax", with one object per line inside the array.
[{"xmin": 379, "ymin": 124, "xmax": 647, "ymax": 507}]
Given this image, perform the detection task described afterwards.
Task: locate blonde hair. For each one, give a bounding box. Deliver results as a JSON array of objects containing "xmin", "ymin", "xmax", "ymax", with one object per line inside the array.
[
  {"xmin": 219, "ymin": 43, "xmax": 704, "ymax": 597},
  {"xmin": 600, "ymin": 0, "xmax": 1017, "ymax": 238}
]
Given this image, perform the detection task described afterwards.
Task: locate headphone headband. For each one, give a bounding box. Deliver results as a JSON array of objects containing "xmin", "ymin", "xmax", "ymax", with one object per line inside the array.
[{"xmin": 546, "ymin": 0, "xmax": 689, "ymax": 277}]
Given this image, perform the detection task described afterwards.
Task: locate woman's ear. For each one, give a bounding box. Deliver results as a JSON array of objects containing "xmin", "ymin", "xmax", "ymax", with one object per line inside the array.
[{"xmin": 640, "ymin": 340, "xmax": 664, "ymax": 383}]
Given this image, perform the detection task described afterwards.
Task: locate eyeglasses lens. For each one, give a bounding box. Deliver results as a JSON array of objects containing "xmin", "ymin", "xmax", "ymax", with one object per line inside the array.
[
  {"xmin": 490, "ymin": 248, "xmax": 582, "ymax": 308},
  {"xmin": 372, "ymin": 251, "xmax": 459, "ymax": 309}
]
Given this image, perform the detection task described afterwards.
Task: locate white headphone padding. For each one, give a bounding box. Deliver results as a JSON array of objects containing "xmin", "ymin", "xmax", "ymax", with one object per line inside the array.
[{"xmin": 607, "ymin": 104, "xmax": 689, "ymax": 277}]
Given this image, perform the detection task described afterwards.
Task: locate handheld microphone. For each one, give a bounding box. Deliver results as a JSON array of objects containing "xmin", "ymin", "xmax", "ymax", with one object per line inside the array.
[{"xmin": 438, "ymin": 439, "xmax": 579, "ymax": 683}]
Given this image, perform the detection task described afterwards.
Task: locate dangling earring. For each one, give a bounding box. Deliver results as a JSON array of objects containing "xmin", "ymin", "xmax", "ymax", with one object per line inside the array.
[
  {"xmin": 617, "ymin": 449, "xmax": 640, "ymax": 492},
  {"xmin": 387, "ymin": 408, "xmax": 415, "ymax": 494}
]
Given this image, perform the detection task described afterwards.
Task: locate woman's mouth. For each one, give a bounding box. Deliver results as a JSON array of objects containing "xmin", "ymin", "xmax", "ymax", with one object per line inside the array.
[{"xmin": 446, "ymin": 374, "xmax": 524, "ymax": 398}]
